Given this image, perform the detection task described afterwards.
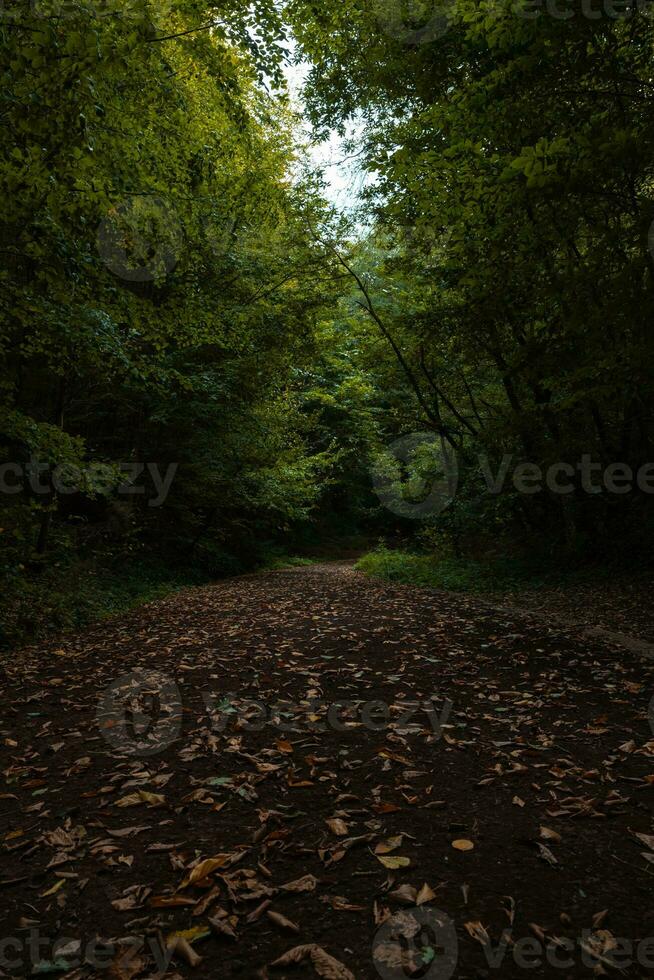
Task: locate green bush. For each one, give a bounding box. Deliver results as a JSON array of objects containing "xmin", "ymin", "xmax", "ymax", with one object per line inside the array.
[
  {"xmin": 0, "ymin": 557, "xmax": 209, "ymax": 650},
  {"xmin": 356, "ymin": 545, "xmax": 549, "ymax": 593}
]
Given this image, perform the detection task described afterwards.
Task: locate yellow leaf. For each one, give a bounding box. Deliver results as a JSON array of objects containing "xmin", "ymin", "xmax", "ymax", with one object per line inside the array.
[
  {"xmin": 374, "ymin": 834, "xmax": 403, "ymax": 854},
  {"xmin": 180, "ymin": 854, "xmax": 231, "ymax": 888},
  {"xmin": 165, "ymin": 926, "xmax": 210, "ymax": 945},
  {"xmin": 41, "ymin": 879, "xmax": 66, "ymax": 897},
  {"xmin": 416, "ymin": 883, "xmax": 437, "ymax": 905},
  {"xmin": 376, "ymin": 855, "xmax": 411, "ymax": 869}
]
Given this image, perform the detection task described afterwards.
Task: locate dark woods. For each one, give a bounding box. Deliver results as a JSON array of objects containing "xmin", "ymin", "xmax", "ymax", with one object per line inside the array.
[{"xmin": 2, "ymin": 0, "xmax": 654, "ymax": 644}]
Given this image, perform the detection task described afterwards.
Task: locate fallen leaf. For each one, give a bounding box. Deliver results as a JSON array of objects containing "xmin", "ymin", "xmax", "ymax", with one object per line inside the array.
[
  {"xmin": 267, "ymin": 910, "xmax": 300, "ymax": 933},
  {"xmin": 151, "ymin": 895, "xmax": 196, "ymax": 909},
  {"xmin": 280, "ymin": 874, "xmax": 318, "ymax": 893},
  {"xmin": 464, "ymin": 921, "xmax": 490, "ymax": 946},
  {"xmin": 536, "ymin": 843, "xmax": 558, "ymax": 866},
  {"xmin": 388, "ymin": 884, "xmax": 417, "ymax": 905},
  {"xmin": 416, "ymin": 883, "xmax": 437, "ymax": 906},
  {"xmin": 376, "ymin": 855, "xmax": 411, "ymax": 869},
  {"xmin": 40, "ymin": 880, "xmax": 65, "ymax": 897},
  {"xmin": 116, "ymin": 791, "xmax": 165, "ymax": 809},
  {"xmin": 374, "ymin": 835, "xmax": 403, "ymax": 855},
  {"xmin": 270, "ymin": 944, "xmax": 354, "ymax": 979},
  {"xmin": 180, "ymin": 854, "xmax": 231, "ymax": 888},
  {"xmin": 319, "ymin": 895, "xmax": 364, "ymax": 911},
  {"xmin": 166, "ymin": 936, "xmax": 202, "ymax": 968},
  {"xmin": 326, "ymin": 818, "xmax": 348, "ymax": 836},
  {"xmin": 209, "ymin": 915, "xmax": 237, "ymax": 940},
  {"xmin": 106, "ymin": 945, "xmax": 144, "ymax": 980}
]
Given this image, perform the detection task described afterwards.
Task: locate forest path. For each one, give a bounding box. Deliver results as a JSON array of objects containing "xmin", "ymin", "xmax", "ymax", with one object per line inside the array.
[{"xmin": 2, "ymin": 563, "xmax": 654, "ymax": 978}]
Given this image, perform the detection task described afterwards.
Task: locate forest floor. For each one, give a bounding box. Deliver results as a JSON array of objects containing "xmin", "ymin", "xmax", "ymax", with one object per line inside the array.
[
  {"xmin": 490, "ymin": 576, "xmax": 654, "ymax": 650},
  {"xmin": 2, "ymin": 562, "xmax": 654, "ymax": 979}
]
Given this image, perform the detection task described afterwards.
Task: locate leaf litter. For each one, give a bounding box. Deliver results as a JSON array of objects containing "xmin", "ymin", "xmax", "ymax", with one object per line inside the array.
[{"xmin": 1, "ymin": 563, "xmax": 653, "ymax": 976}]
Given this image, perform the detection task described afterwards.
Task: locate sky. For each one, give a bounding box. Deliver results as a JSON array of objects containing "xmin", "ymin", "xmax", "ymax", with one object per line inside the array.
[{"xmin": 283, "ymin": 59, "xmax": 371, "ymax": 212}]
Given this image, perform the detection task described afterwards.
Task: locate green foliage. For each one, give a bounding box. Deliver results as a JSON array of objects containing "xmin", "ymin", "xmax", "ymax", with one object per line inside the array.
[
  {"xmin": 0, "ymin": 0, "xmax": 355, "ymax": 644},
  {"xmin": 4, "ymin": 0, "xmax": 654, "ymax": 646},
  {"xmin": 356, "ymin": 545, "xmax": 546, "ymax": 593},
  {"xmin": 287, "ymin": 0, "xmax": 654, "ymax": 557},
  {"xmin": 0, "ymin": 553, "xmax": 209, "ymax": 650}
]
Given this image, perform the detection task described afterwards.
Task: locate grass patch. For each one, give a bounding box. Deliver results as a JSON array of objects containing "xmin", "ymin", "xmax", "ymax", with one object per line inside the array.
[
  {"xmin": 261, "ymin": 554, "xmax": 319, "ymax": 571},
  {"xmin": 356, "ymin": 546, "xmax": 552, "ymax": 593}
]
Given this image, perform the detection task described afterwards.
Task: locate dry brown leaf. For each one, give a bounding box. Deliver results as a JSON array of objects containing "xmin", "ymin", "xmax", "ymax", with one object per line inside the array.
[
  {"xmin": 167, "ymin": 936, "xmax": 202, "ymax": 968},
  {"xmin": 319, "ymin": 895, "xmax": 365, "ymax": 911},
  {"xmin": 373, "ymin": 942, "xmax": 419, "ymax": 974},
  {"xmin": 267, "ymin": 910, "xmax": 300, "ymax": 933},
  {"xmin": 325, "ymin": 818, "xmax": 348, "ymax": 836},
  {"xmin": 280, "ymin": 874, "xmax": 318, "ymax": 893},
  {"xmin": 373, "ymin": 802, "xmax": 402, "ymax": 814},
  {"xmin": 539, "ymin": 826, "xmax": 562, "ymax": 843},
  {"xmin": 106, "ymin": 826, "xmax": 150, "ymax": 839},
  {"xmin": 464, "ymin": 921, "xmax": 490, "ymax": 946},
  {"xmin": 416, "ymin": 883, "xmax": 437, "ymax": 906},
  {"xmin": 209, "ymin": 915, "xmax": 237, "ymax": 941},
  {"xmin": 116, "ymin": 791, "xmax": 165, "ymax": 809},
  {"xmin": 270, "ymin": 945, "xmax": 354, "ymax": 980},
  {"xmin": 193, "ymin": 885, "xmax": 221, "ymax": 916},
  {"xmin": 246, "ymin": 899, "xmax": 272, "ymax": 923},
  {"xmin": 536, "ymin": 843, "xmax": 558, "ymax": 866},
  {"xmin": 106, "ymin": 945, "xmax": 144, "ymax": 980},
  {"xmin": 388, "ymin": 884, "xmax": 417, "ymax": 905},
  {"xmin": 150, "ymin": 895, "xmax": 196, "ymax": 909},
  {"xmin": 111, "ymin": 895, "xmax": 139, "ymax": 912}
]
